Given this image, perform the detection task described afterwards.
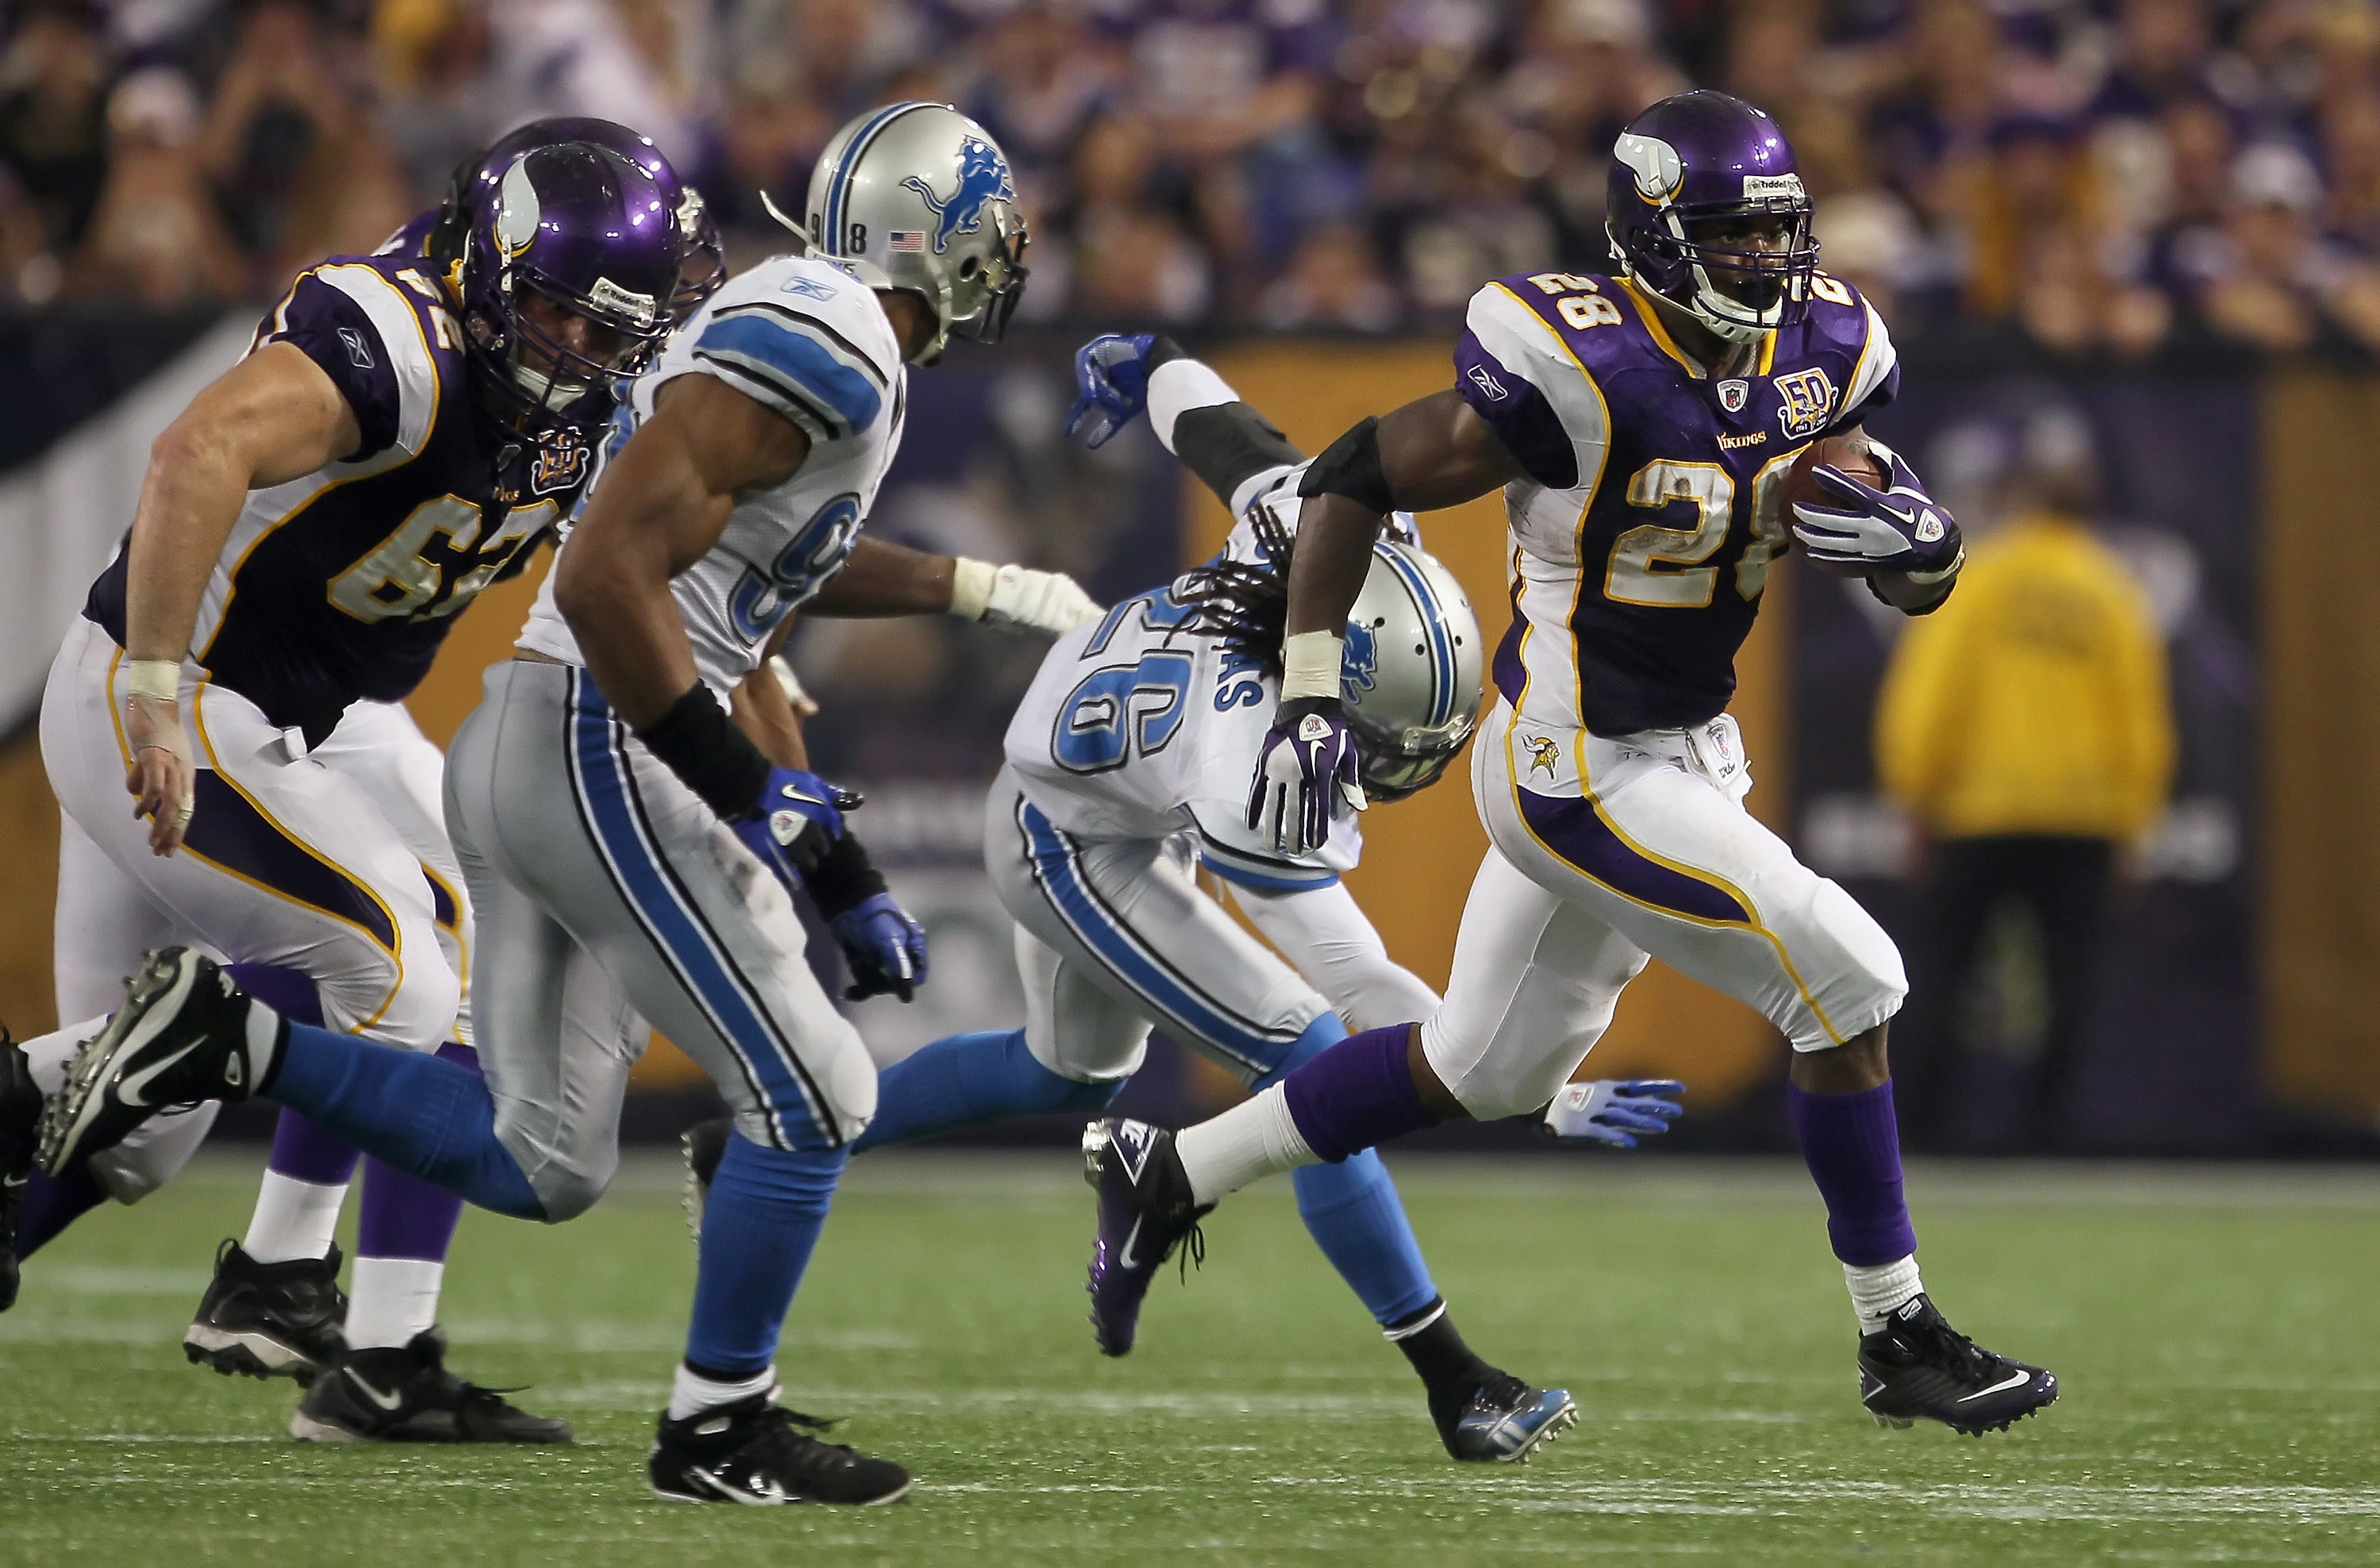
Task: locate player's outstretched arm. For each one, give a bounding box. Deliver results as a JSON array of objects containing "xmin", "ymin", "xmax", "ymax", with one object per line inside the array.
[
  {"xmin": 806, "ymin": 536, "xmax": 1100, "ymax": 632},
  {"xmin": 122, "ymin": 342, "xmax": 363, "ymax": 855},
  {"xmin": 1248, "ymin": 390, "xmax": 1525, "ymax": 855},
  {"xmin": 1066, "ymin": 333, "xmax": 1305, "ymax": 515}
]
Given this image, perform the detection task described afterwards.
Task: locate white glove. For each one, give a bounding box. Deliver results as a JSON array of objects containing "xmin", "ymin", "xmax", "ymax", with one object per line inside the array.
[
  {"xmin": 950, "ymin": 557, "xmax": 1103, "ymax": 635},
  {"xmin": 1541, "ymin": 1079, "xmax": 1685, "ymax": 1148}
]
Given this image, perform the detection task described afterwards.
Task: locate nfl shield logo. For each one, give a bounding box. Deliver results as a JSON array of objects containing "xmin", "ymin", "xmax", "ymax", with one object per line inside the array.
[{"xmin": 1717, "ymin": 379, "xmax": 1749, "ymax": 413}]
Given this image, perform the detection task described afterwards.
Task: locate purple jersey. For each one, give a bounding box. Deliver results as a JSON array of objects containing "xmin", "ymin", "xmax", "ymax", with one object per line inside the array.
[
  {"xmin": 84, "ymin": 254, "xmax": 593, "ymax": 742},
  {"xmin": 1453, "ymin": 268, "xmax": 1898, "ymax": 736}
]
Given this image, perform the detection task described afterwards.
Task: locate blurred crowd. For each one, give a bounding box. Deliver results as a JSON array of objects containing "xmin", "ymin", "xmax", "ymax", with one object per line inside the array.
[{"xmin": 10, "ymin": 0, "xmax": 2380, "ymax": 359}]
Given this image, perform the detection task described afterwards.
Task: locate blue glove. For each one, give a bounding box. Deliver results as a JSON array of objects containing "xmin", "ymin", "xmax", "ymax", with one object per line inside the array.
[
  {"xmin": 1788, "ymin": 437, "xmax": 1962, "ymax": 577},
  {"xmin": 1246, "ymin": 697, "xmax": 1365, "ymax": 857},
  {"xmin": 1540, "ymin": 1079, "xmax": 1686, "ymax": 1148},
  {"xmin": 733, "ymin": 767, "xmax": 862, "ymax": 890},
  {"xmin": 831, "ymin": 892, "xmax": 928, "ymax": 1002},
  {"xmin": 1065, "ymin": 333, "xmax": 1159, "ymax": 448}
]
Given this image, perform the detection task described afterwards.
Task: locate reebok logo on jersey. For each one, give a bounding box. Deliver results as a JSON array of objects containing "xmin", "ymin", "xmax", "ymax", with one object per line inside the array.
[
  {"xmin": 1466, "ymin": 363, "xmax": 1509, "ymax": 402},
  {"xmin": 781, "ymin": 274, "xmax": 839, "ymax": 300},
  {"xmin": 337, "ymin": 327, "xmax": 374, "ymax": 370}
]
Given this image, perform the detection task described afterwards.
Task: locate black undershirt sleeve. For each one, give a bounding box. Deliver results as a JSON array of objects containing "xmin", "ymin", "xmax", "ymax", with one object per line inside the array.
[{"xmin": 1171, "ymin": 402, "xmax": 1307, "ymax": 508}]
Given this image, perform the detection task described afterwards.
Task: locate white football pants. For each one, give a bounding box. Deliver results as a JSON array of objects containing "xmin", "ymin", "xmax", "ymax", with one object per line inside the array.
[
  {"xmin": 1421, "ymin": 698, "xmax": 1907, "ymax": 1119},
  {"xmin": 39, "ymin": 618, "xmax": 467, "ymax": 1199}
]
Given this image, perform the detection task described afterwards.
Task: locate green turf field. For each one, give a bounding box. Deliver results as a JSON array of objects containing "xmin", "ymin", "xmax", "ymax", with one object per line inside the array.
[{"xmin": 2, "ymin": 1150, "xmax": 2377, "ymax": 1565}]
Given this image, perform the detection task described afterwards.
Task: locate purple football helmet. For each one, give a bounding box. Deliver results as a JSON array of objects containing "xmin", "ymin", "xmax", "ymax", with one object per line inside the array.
[
  {"xmin": 459, "ymin": 142, "xmax": 682, "ymax": 436},
  {"xmin": 1605, "ymin": 90, "xmax": 1819, "ymax": 344},
  {"xmin": 430, "ymin": 117, "xmax": 725, "ymax": 313}
]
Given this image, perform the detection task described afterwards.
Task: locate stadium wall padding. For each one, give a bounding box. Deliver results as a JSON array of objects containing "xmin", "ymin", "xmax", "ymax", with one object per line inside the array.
[
  {"xmin": 2261, "ymin": 370, "xmax": 2380, "ymax": 1124},
  {"xmin": 2, "ymin": 324, "xmax": 2365, "ymax": 1144}
]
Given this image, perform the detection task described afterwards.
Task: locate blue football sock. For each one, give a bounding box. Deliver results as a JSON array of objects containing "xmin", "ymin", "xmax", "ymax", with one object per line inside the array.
[
  {"xmin": 1259, "ymin": 1014, "xmax": 1439, "ymax": 1327},
  {"xmin": 263, "ymin": 1022, "xmax": 541, "ymax": 1220},
  {"xmin": 854, "ymin": 1028, "xmax": 1119, "ymax": 1153},
  {"xmin": 685, "ymin": 1133, "xmax": 846, "ymax": 1377}
]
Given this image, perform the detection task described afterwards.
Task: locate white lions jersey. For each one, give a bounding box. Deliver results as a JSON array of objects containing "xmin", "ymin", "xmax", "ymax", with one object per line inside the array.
[
  {"xmin": 519, "ymin": 253, "xmax": 907, "ymax": 695},
  {"xmin": 1004, "ymin": 498, "xmax": 1404, "ymax": 892}
]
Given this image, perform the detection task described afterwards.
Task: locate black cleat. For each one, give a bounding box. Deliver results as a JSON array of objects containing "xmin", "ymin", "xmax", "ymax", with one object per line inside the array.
[
  {"xmin": 650, "ymin": 1393, "xmax": 910, "ymax": 1505},
  {"xmin": 37, "ymin": 949, "xmax": 271, "ymax": 1176},
  {"xmin": 184, "ymin": 1238, "xmax": 349, "ymax": 1382},
  {"xmin": 1858, "ymin": 1293, "xmax": 2059, "ymax": 1436},
  {"xmin": 1429, "ymin": 1368, "xmax": 1580, "ymax": 1463},
  {"xmin": 0, "ymin": 1032, "xmax": 38, "ymax": 1312},
  {"xmin": 290, "ymin": 1328, "xmax": 571, "ymax": 1443},
  {"xmin": 1080, "ymin": 1117, "xmax": 1210, "ymax": 1358},
  {"xmin": 682, "ymin": 1116, "xmax": 730, "ymax": 1242}
]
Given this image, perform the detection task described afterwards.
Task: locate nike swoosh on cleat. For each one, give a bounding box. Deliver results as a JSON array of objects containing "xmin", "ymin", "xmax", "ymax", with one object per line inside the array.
[
  {"xmin": 1957, "ymin": 1369, "xmax": 2033, "ymax": 1402},
  {"xmin": 1116, "ymin": 1216, "xmax": 1144, "ymax": 1272},
  {"xmin": 116, "ymin": 1035, "xmax": 211, "ymax": 1109},
  {"xmin": 344, "ymin": 1367, "xmax": 405, "ymax": 1412}
]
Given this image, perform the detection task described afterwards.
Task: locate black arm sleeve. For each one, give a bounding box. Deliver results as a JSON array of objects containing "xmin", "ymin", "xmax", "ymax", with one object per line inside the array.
[{"xmin": 1172, "ymin": 402, "xmax": 1307, "ymax": 508}]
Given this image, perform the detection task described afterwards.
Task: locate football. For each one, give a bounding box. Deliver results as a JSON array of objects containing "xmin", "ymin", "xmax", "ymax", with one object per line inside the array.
[{"xmin": 1780, "ymin": 432, "xmax": 1887, "ymax": 577}]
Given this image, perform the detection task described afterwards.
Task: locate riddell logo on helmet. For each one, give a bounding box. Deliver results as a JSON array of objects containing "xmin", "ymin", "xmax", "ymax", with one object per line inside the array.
[
  {"xmin": 589, "ymin": 277, "xmax": 656, "ymax": 329},
  {"xmin": 1743, "ymin": 174, "xmax": 1806, "ymax": 202}
]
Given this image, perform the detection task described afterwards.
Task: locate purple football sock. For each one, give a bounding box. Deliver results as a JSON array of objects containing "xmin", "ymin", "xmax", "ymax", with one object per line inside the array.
[
  {"xmin": 224, "ymin": 965, "xmax": 359, "ymax": 1189},
  {"xmin": 1280, "ymin": 1024, "xmax": 1439, "ymax": 1164},
  {"xmin": 13, "ymin": 1167, "xmax": 106, "ymax": 1259},
  {"xmin": 1787, "ymin": 1080, "xmax": 1919, "ymax": 1266},
  {"xmin": 356, "ymin": 1043, "xmax": 478, "ymax": 1262}
]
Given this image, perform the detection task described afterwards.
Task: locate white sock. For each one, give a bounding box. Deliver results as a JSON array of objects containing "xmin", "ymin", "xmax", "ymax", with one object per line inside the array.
[
  {"xmin": 241, "ymin": 1171, "xmax": 348, "ymax": 1265},
  {"xmin": 344, "ymin": 1257, "xmax": 444, "ymax": 1349},
  {"xmin": 1174, "ymin": 1082, "xmax": 1318, "ymax": 1206},
  {"xmin": 17, "ymin": 1017, "xmax": 109, "ymax": 1095},
  {"xmin": 668, "ymin": 1362, "xmax": 776, "ymax": 1420},
  {"xmin": 1845, "ymin": 1255, "xmax": 1925, "ymax": 1336}
]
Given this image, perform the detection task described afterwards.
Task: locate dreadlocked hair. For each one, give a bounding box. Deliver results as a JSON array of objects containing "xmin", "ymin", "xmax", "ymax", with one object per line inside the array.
[{"xmin": 1172, "ymin": 502, "xmax": 1295, "ymax": 679}]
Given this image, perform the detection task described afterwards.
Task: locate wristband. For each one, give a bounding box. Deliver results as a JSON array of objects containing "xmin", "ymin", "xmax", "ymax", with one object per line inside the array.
[
  {"xmin": 635, "ymin": 683, "xmax": 772, "ymax": 821},
  {"xmin": 804, "ymin": 830, "xmax": 889, "ymax": 920},
  {"xmin": 125, "ymin": 659, "xmax": 181, "ymax": 702},
  {"xmin": 1280, "ymin": 630, "xmax": 1345, "ymax": 702},
  {"xmin": 949, "ymin": 556, "xmax": 996, "ymax": 621}
]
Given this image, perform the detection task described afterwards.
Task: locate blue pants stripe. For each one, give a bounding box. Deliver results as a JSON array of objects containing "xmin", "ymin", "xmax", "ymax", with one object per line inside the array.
[
  {"xmin": 1016, "ymin": 799, "xmax": 1299, "ymax": 1077},
  {"xmin": 562, "ymin": 671, "xmax": 828, "ymax": 1146}
]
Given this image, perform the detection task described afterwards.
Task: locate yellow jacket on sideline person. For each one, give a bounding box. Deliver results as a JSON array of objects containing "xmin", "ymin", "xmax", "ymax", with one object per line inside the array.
[{"xmin": 1874, "ymin": 512, "xmax": 2176, "ymax": 843}]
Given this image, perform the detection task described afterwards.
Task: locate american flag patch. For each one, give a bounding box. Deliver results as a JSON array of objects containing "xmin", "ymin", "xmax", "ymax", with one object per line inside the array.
[{"xmin": 888, "ymin": 230, "xmax": 926, "ymax": 252}]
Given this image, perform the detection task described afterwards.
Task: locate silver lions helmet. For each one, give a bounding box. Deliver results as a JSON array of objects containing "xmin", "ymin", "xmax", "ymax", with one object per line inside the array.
[
  {"xmin": 801, "ymin": 102, "xmax": 1029, "ymax": 365},
  {"xmin": 1340, "ymin": 541, "xmax": 1484, "ymax": 801}
]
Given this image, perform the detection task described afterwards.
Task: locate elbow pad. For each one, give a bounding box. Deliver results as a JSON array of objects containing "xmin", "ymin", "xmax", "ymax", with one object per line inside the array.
[{"xmin": 1296, "ymin": 416, "xmax": 1394, "ymax": 516}]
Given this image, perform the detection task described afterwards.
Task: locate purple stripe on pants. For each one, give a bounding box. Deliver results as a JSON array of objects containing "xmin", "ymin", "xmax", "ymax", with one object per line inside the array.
[{"xmin": 1515, "ymin": 786, "xmax": 1752, "ymax": 925}]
